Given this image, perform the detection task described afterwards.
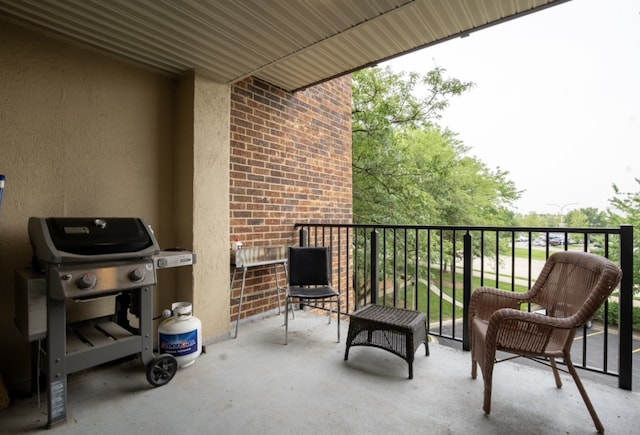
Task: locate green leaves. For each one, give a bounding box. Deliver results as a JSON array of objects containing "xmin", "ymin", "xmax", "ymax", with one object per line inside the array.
[
  {"xmin": 608, "ymin": 178, "xmax": 640, "ymax": 292},
  {"xmin": 352, "ymin": 66, "xmax": 518, "ymax": 226}
]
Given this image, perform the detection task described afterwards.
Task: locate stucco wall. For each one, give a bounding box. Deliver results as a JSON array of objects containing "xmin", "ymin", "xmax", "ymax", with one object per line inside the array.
[
  {"xmin": 0, "ymin": 22, "xmax": 179, "ymax": 391},
  {"xmin": 0, "ymin": 18, "xmax": 352, "ymax": 395},
  {"xmin": 192, "ymin": 73, "xmax": 231, "ymax": 337}
]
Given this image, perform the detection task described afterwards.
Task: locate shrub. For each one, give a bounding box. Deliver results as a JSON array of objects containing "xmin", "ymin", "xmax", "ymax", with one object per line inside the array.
[{"xmin": 593, "ymin": 302, "xmax": 640, "ymax": 330}]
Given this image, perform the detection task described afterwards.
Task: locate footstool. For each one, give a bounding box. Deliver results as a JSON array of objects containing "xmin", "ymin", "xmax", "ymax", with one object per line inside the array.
[{"xmin": 344, "ymin": 304, "xmax": 429, "ymax": 379}]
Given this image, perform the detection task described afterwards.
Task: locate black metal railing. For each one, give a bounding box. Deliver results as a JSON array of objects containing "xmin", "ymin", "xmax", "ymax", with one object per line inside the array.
[{"xmin": 295, "ymin": 223, "xmax": 635, "ymax": 390}]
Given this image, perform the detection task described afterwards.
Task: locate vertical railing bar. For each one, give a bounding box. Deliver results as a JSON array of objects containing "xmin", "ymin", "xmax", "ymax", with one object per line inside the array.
[
  {"xmin": 480, "ymin": 230, "xmax": 485, "ymax": 287},
  {"xmin": 414, "ymin": 228, "xmax": 420, "ymax": 312},
  {"xmin": 494, "ymin": 231, "xmax": 500, "ymax": 288},
  {"xmin": 363, "ymin": 227, "xmax": 368, "ymax": 311},
  {"xmin": 463, "ymin": 231, "xmax": 473, "ymax": 351},
  {"xmin": 510, "ymin": 232, "xmax": 516, "ymax": 291},
  {"xmin": 527, "ymin": 232, "xmax": 533, "ymax": 291},
  {"xmin": 346, "ymin": 227, "xmax": 351, "ymax": 314},
  {"xmin": 601, "ymin": 233, "xmax": 610, "ymax": 371},
  {"xmin": 618, "ymin": 225, "xmax": 633, "ymax": 390},
  {"xmin": 452, "ymin": 230, "xmax": 457, "ymax": 338},
  {"xmin": 385, "ymin": 228, "xmax": 398, "ymax": 307},
  {"xmin": 603, "ymin": 297, "xmax": 609, "ymax": 373},
  {"xmin": 370, "ymin": 229, "xmax": 379, "ymax": 306},
  {"xmin": 385, "ymin": 228, "xmax": 390, "ymax": 306},
  {"xmin": 528, "ymin": 230, "xmax": 533, "ymax": 284},
  {"xmin": 299, "ymin": 227, "xmax": 308, "ymax": 247},
  {"xmin": 382, "ymin": 228, "xmax": 387, "ymax": 305},
  {"xmin": 362, "ymin": 227, "xmax": 367, "ymax": 307},
  {"xmin": 355, "ymin": 228, "xmax": 361, "ymax": 310},
  {"xmin": 403, "ymin": 228, "xmax": 408, "ymax": 309},
  {"xmin": 336, "ymin": 227, "xmax": 341, "ymax": 315},
  {"xmin": 439, "ymin": 229, "xmax": 444, "ymax": 335},
  {"xmin": 366, "ymin": 228, "xmax": 370, "ymax": 306},
  {"xmin": 601, "ymin": 234, "xmax": 609, "ymax": 373},
  {"xmin": 545, "ymin": 230, "xmax": 550, "ymax": 259},
  {"xmin": 427, "ymin": 229, "xmax": 432, "ymax": 325}
]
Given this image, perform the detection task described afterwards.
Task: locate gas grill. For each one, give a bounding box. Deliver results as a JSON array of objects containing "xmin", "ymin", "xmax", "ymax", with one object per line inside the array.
[{"xmin": 25, "ymin": 217, "xmax": 180, "ymax": 427}]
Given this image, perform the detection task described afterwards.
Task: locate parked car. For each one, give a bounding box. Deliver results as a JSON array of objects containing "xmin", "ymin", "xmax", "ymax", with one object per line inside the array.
[{"xmin": 549, "ymin": 237, "xmax": 563, "ymax": 246}]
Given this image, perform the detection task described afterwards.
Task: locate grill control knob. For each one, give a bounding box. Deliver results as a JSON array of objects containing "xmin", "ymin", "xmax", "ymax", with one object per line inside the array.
[
  {"xmin": 76, "ymin": 273, "xmax": 97, "ymax": 290},
  {"xmin": 129, "ymin": 267, "xmax": 145, "ymax": 282}
]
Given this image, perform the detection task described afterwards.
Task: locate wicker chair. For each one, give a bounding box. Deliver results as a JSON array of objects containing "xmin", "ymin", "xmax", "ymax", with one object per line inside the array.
[
  {"xmin": 469, "ymin": 251, "xmax": 622, "ymax": 434},
  {"xmin": 284, "ymin": 246, "xmax": 340, "ymax": 345}
]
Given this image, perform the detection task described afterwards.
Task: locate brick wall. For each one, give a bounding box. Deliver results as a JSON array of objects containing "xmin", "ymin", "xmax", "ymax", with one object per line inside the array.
[{"xmin": 230, "ymin": 75, "xmax": 353, "ymax": 322}]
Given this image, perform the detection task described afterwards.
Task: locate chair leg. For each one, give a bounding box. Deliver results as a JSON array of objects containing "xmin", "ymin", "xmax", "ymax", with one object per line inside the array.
[
  {"xmin": 565, "ymin": 357, "xmax": 605, "ymax": 434},
  {"xmin": 470, "ymin": 325, "xmax": 477, "ymax": 379},
  {"xmin": 483, "ymin": 370, "xmax": 493, "ymax": 415},
  {"xmin": 336, "ymin": 297, "xmax": 340, "ymax": 343},
  {"xmin": 274, "ymin": 264, "xmax": 282, "ymax": 315},
  {"xmin": 549, "ymin": 357, "xmax": 563, "ymax": 388},
  {"xmin": 479, "ymin": 353, "xmax": 495, "ymax": 415},
  {"xmin": 284, "ymin": 297, "xmax": 289, "ymax": 345}
]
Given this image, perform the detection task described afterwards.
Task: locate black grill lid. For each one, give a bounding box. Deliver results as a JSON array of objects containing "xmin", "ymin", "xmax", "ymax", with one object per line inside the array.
[
  {"xmin": 46, "ymin": 217, "xmax": 153, "ymax": 255},
  {"xmin": 29, "ymin": 217, "xmax": 160, "ymax": 264}
]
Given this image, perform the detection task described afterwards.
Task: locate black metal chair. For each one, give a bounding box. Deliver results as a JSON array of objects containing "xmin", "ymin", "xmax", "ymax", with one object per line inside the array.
[{"xmin": 284, "ymin": 246, "xmax": 340, "ymax": 345}]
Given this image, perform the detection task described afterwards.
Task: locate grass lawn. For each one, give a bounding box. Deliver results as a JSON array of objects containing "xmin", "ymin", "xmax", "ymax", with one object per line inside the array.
[
  {"xmin": 385, "ymin": 268, "xmax": 530, "ymax": 322},
  {"xmin": 379, "ymin": 246, "xmax": 639, "ymax": 328}
]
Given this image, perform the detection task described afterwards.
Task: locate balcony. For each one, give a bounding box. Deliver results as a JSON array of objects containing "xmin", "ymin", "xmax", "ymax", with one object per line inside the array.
[
  {"xmin": 1, "ymin": 310, "xmax": 637, "ymax": 434},
  {"xmin": 2, "ymin": 223, "xmax": 637, "ymax": 433},
  {"xmin": 294, "ymin": 223, "xmax": 636, "ymax": 391}
]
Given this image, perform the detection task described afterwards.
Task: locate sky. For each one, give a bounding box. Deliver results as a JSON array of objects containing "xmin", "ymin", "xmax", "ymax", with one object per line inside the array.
[{"xmin": 383, "ymin": 0, "xmax": 640, "ymax": 215}]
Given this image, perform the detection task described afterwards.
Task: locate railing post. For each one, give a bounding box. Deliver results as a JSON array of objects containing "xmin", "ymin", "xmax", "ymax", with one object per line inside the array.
[
  {"xmin": 462, "ymin": 231, "xmax": 473, "ymax": 351},
  {"xmin": 618, "ymin": 224, "xmax": 633, "ymax": 390},
  {"xmin": 370, "ymin": 230, "xmax": 379, "ymax": 305},
  {"xmin": 299, "ymin": 227, "xmax": 308, "ymax": 247}
]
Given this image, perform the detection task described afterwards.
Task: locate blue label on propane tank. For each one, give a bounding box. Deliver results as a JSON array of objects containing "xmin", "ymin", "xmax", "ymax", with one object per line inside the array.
[{"xmin": 159, "ymin": 330, "xmax": 198, "ymax": 357}]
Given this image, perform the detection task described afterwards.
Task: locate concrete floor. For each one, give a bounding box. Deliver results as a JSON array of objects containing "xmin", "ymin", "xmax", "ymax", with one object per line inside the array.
[{"xmin": 1, "ymin": 310, "xmax": 638, "ymax": 435}]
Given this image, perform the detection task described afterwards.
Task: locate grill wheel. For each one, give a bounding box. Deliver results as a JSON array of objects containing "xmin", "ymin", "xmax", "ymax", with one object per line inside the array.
[{"xmin": 146, "ymin": 354, "xmax": 178, "ymax": 387}]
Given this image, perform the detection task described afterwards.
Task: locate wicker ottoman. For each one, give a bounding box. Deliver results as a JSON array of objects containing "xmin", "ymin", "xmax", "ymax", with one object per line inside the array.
[{"xmin": 344, "ymin": 305, "xmax": 429, "ymax": 379}]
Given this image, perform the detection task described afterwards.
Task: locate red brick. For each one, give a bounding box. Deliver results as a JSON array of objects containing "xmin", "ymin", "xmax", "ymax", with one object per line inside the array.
[{"xmin": 230, "ymin": 75, "xmax": 353, "ymax": 323}]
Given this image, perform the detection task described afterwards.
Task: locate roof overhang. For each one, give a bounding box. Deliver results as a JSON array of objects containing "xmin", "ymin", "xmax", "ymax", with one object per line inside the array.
[{"xmin": 0, "ymin": 0, "xmax": 571, "ymax": 92}]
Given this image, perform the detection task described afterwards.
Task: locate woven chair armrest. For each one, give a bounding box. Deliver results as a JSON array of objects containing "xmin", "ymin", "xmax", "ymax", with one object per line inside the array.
[
  {"xmin": 489, "ymin": 308, "xmax": 576, "ymax": 330},
  {"xmin": 484, "ymin": 308, "xmax": 576, "ymax": 356},
  {"xmin": 469, "ymin": 287, "xmax": 528, "ymax": 322}
]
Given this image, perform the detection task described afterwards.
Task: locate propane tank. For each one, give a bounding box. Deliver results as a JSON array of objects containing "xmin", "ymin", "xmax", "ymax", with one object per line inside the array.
[{"xmin": 159, "ymin": 302, "xmax": 202, "ymax": 368}]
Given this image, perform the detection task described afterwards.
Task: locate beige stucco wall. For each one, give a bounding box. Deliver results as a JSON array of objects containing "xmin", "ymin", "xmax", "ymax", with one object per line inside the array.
[
  {"xmin": 192, "ymin": 75, "xmax": 231, "ymax": 337},
  {"xmin": 0, "ymin": 21, "xmax": 231, "ymax": 392},
  {"xmin": 175, "ymin": 71, "xmax": 231, "ymax": 338}
]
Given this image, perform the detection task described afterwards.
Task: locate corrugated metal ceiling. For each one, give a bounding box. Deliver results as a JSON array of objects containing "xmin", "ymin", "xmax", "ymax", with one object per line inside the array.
[{"xmin": 0, "ymin": 0, "xmax": 570, "ymax": 92}]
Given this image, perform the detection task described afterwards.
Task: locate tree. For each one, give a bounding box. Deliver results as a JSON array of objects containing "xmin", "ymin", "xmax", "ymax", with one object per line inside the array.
[
  {"xmin": 352, "ymin": 66, "xmax": 521, "ymax": 276},
  {"xmin": 564, "ymin": 209, "xmax": 589, "ymax": 228},
  {"xmin": 576, "ymin": 207, "xmax": 609, "ymax": 227},
  {"xmin": 515, "ymin": 212, "xmax": 549, "ymax": 227},
  {"xmin": 352, "ymin": 66, "xmax": 520, "ymax": 225},
  {"xmin": 608, "ymin": 178, "xmax": 640, "ymax": 293}
]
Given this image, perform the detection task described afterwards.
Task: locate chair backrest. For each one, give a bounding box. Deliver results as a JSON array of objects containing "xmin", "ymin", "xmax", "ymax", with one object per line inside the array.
[
  {"xmin": 288, "ymin": 246, "xmax": 331, "ymax": 287},
  {"xmin": 528, "ymin": 251, "xmax": 622, "ymax": 325}
]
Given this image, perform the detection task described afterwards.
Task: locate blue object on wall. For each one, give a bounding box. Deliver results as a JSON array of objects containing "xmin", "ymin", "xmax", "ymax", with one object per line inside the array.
[{"xmin": 0, "ymin": 174, "xmax": 4, "ymax": 209}]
